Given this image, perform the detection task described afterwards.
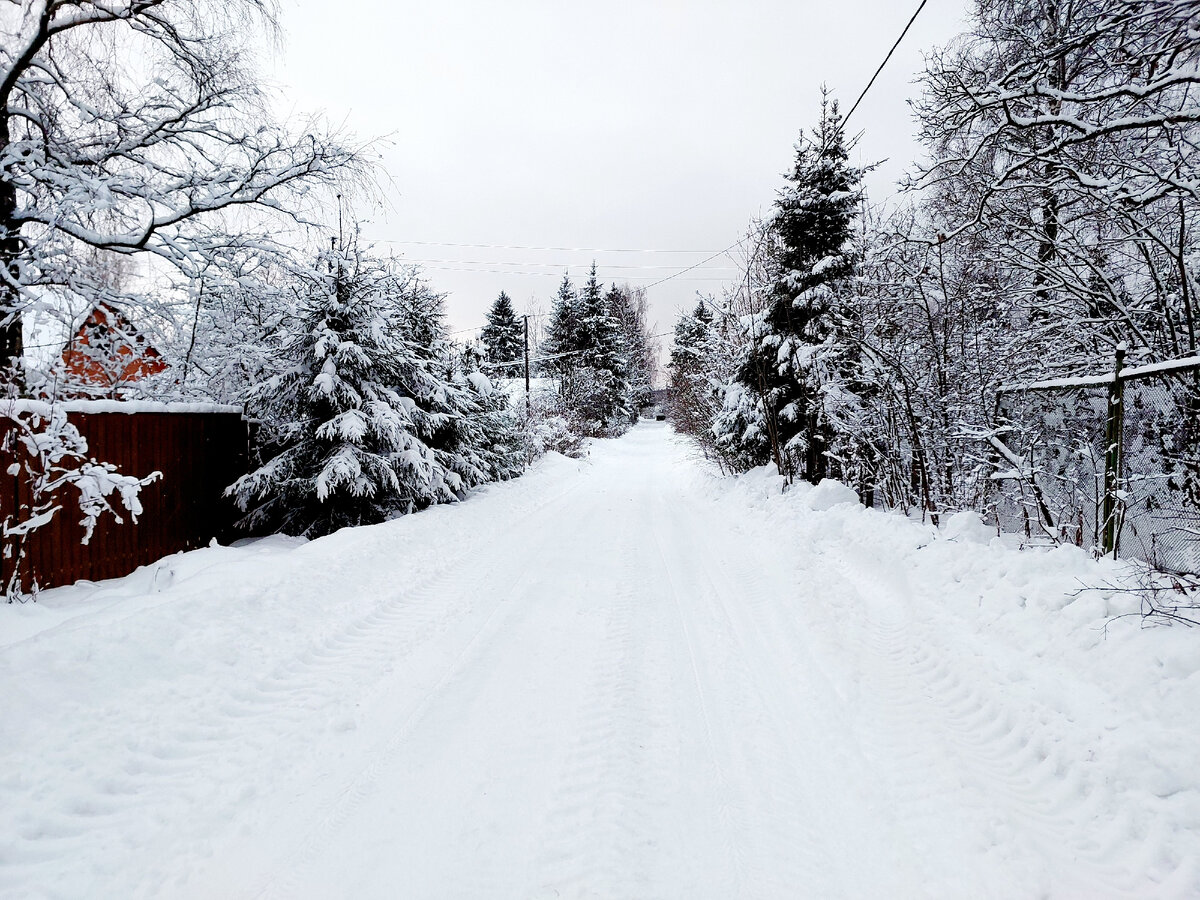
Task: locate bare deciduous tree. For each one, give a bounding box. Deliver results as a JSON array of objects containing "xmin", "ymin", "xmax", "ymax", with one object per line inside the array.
[{"xmin": 0, "ymin": 0, "xmax": 364, "ymax": 387}]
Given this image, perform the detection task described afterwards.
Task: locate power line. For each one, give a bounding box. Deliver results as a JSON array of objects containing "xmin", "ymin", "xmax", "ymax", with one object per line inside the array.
[
  {"xmin": 448, "ymin": 314, "xmax": 544, "ymax": 337},
  {"xmin": 642, "ymin": 240, "xmax": 745, "ymax": 289},
  {"xmin": 420, "ymin": 264, "xmax": 736, "ymax": 282},
  {"xmin": 843, "ymin": 0, "xmax": 929, "ymax": 127},
  {"xmin": 397, "ymin": 257, "xmax": 740, "ymax": 271},
  {"xmin": 376, "ymin": 239, "xmax": 722, "ymax": 254}
]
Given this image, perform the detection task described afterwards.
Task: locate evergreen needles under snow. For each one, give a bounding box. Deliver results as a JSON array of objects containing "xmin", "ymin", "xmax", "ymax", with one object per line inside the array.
[{"xmin": 229, "ymin": 246, "xmax": 522, "ymax": 538}]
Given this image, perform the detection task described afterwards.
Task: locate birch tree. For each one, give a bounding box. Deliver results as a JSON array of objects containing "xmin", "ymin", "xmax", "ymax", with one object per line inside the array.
[{"xmin": 0, "ymin": 0, "xmax": 362, "ymax": 388}]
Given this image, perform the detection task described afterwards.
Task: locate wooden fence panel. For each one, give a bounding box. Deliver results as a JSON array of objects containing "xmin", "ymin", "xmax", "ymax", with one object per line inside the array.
[{"xmin": 1, "ymin": 409, "xmax": 248, "ymax": 592}]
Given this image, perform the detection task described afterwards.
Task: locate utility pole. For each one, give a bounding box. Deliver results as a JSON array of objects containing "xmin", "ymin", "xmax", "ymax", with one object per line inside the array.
[
  {"xmin": 1101, "ymin": 344, "xmax": 1127, "ymax": 557},
  {"xmin": 523, "ymin": 314, "xmax": 531, "ymax": 417}
]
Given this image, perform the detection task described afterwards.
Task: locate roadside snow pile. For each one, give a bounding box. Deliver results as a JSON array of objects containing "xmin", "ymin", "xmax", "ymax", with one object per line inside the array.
[
  {"xmin": 703, "ymin": 465, "xmax": 1200, "ymax": 893},
  {"xmin": 939, "ymin": 508, "xmax": 998, "ymax": 544},
  {"xmin": 802, "ymin": 478, "xmax": 860, "ymax": 511}
]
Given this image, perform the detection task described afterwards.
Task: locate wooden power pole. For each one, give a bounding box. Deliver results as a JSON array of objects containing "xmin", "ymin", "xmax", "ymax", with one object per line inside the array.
[{"xmin": 523, "ymin": 314, "xmax": 531, "ymax": 417}]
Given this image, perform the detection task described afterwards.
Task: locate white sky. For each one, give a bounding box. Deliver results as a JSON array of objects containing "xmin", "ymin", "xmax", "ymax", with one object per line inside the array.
[{"xmin": 271, "ymin": 0, "xmax": 970, "ymax": 348}]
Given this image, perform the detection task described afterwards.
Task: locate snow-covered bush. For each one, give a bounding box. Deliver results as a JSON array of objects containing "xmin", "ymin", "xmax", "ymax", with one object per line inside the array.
[{"xmin": 524, "ymin": 411, "xmax": 587, "ymax": 461}]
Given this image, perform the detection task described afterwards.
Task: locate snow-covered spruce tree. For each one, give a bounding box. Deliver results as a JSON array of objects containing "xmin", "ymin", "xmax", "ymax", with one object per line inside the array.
[
  {"xmin": 728, "ymin": 94, "xmax": 864, "ymax": 482},
  {"xmin": 711, "ymin": 370, "xmax": 775, "ymax": 474},
  {"xmin": 230, "ymin": 247, "xmax": 466, "ymax": 537},
  {"xmin": 668, "ymin": 302, "xmax": 726, "ymax": 458},
  {"xmin": 449, "ymin": 347, "xmax": 526, "ymax": 481},
  {"xmin": 480, "ymin": 292, "xmax": 524, "ymax": 369},
  {"xmin": 395, "ymin": 285, "xmax": 525, "ymax": 492},
  {"xmin": 541, "ymin": 274, "xmax": 580, "ymax": 383},
  {"xmin": 606, "ymin": 283, "xmax": 657, "ymax": 421},
  {"xmin": 708, "ymin": 219, "xmax": 779, "ymax": 472},
  {"xmin": 574, "ymin": 263, "xmax": 631, "ymax": 432}
]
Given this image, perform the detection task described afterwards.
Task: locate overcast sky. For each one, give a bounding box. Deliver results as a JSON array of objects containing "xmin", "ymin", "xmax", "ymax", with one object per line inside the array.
[{"xmin": 271, "ymin": 0, "xmax": 971, "ymax": 348}]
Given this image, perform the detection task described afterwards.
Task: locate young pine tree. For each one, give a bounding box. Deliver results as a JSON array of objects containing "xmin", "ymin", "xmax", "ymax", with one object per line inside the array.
[{"xmin": 480, "ymin": 291, "xmax": 524, "ymax": 368}]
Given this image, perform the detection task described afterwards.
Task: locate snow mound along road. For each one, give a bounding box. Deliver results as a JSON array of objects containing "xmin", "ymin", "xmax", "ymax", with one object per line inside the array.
[
  {"xmin": 798, "ymin": 476, "xmax": 860, "ymax": 511},
  {"xmin": 2, "ymin": 424, "xmax": 1199, "ymax": 899}
]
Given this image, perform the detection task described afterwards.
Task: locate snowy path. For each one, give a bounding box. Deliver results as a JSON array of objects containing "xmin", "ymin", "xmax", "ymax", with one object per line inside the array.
[{"xmin": 2, "ymin": 424, "xmax": 1197, "ymax": 898}]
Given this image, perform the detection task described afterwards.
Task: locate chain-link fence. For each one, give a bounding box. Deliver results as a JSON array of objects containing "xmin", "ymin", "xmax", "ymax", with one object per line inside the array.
[{"xmin": 992, "ymin": 352, "xmax": 1200, "ymax": 574}]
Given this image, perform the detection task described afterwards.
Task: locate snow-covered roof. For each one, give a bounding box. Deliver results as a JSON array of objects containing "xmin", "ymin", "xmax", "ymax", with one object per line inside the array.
[{"xmin": 3, "ymin": 398, "xmax": 242, "ymax": 416}]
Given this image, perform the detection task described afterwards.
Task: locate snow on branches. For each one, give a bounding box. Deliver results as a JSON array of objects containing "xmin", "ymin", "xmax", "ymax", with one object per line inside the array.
[
  {"xmin": 229, "ymin": 245, "xmax": 523, "ymax": 538},
  {"xmin": 0, "ymin": 0, "xmax": 366, "ymax": 380},
  {"xmin": 1, "ymin": 400, "xmax": 159, "ymax": 600}
]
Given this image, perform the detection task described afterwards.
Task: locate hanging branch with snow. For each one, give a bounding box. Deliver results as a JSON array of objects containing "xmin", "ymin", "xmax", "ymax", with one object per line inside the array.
[
  {"xmin": 1, "ymin": 400, "xmax": 159, "ymax": 599},
  {"xmin": 0, "ymin": 0, "xmax": 368, "ymax": 386}
]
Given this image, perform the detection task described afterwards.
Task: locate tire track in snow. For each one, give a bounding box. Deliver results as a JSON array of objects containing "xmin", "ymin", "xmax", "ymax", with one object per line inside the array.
[
  {"xmin": 238, "ymin": 485, "xmax": 595, "ymax": 900},
  {"xmin": 646, "ymin": 490, "xmax": 758, "ymax": 898},
  {"xmin": 818, "ymin": 536, "xmax": 1179, "ymax": 897},
  {"xmin": 663, "ymin": 491, "xmax": 929, "ymax": 898},
  {"xmin": 529, "ymin": 531, "xmax": 655, "ymax": 899}
]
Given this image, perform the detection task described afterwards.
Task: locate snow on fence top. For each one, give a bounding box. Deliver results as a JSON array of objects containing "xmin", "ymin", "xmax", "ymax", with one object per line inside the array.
[
  {"xmin": 998, "ymin": 354, "xmax": 1200, "ymax": 393},
  {"xmin": 2, "ymin": 399, "xmax": 243, "ymax": 416}
]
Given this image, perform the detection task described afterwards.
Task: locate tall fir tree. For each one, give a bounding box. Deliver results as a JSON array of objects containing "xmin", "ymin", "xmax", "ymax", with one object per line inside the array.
[
  {"xmin": 541, "ymin": 273, "xmax": 579, "ymax": 383},
  {"xmin": 728, "ymin": 92, "xmax": 864, "ymax": 481},
  {"xmin": 480, "ymin": 291, "xmax": 524, "ymax": 367},
  {"xmin": 575, "ymin": 264, "xmax": 631, "ymax": 428}
]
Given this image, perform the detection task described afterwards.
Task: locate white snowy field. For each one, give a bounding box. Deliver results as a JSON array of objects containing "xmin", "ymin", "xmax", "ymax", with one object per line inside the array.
[{"xmin": 2, "ymin": 423, "xmax": 1199, "ymax": 899}]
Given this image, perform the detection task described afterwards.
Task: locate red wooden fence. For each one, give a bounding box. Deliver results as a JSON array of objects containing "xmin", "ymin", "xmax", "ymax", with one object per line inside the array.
[{"xmin": 1, "ymin": 402, "xmax": 249, "ymax": 592}]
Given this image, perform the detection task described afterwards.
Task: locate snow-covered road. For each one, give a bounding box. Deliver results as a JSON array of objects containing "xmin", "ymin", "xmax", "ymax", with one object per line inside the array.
[{"xmin": 3, "ymin": 423, "xmax": 1198, "ymax": 898}]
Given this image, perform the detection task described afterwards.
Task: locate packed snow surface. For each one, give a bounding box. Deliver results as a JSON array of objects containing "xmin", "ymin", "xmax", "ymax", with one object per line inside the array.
[{"xmin": 3, "ymin": 423, "xmax": 1199, "ymax": 898}]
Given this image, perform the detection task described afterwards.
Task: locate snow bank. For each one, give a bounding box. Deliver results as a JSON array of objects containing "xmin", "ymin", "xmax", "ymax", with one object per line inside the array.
[
  {"xmin": 701, "ymin": 467, "xmax": 1200, "ymax": 895},
  {"xmin": 800, "ymin": 477, "xmax": 860, "ymax": 511}
]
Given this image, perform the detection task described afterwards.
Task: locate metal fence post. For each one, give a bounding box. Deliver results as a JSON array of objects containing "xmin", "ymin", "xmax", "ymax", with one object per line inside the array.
[{"xmin": 1101, "ymin": 345, "xmax": 1127, "ymax": 557}]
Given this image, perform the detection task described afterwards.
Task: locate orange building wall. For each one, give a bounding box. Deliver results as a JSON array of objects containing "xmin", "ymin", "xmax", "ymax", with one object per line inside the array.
[{"xmin": 60, "ymin": 304, "xmax": 168, "ymax": 393}]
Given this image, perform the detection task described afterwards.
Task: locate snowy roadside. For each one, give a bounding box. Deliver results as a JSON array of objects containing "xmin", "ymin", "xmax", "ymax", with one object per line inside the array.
[
  {"xmin": 696, "ymin": 464, "xmax": 1200, "ymax": 893},
  {"xmin": 0, "ymin": 451, "xmax": 589, "ymax": 897}
]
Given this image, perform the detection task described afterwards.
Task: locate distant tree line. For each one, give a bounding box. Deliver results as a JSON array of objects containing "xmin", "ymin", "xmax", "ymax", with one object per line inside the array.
[{"xmin": 478, "ymin": 265, "xmax": 657, "ymax": 447}]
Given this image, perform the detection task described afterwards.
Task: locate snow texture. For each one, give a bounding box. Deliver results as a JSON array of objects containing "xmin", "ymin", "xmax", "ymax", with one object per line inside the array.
[{"xmin": 0, "ymin": 424, "xmax": 1197, "ymax": 898}]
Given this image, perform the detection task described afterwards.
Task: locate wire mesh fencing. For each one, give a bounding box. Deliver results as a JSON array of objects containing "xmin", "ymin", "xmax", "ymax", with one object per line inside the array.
[{"xmin": 992, "ymin": 353, "xmax": 1200, "ymax": 574}]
